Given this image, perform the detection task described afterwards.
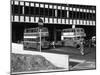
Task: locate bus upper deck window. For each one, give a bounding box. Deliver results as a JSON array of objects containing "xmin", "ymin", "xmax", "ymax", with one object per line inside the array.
[
  {"xmin": 42, "ymin": 28, "xmax": 47, "ymax": 32},
  {"xmin": 29, "ymin": 30, "xmax": 31, "ymax": 33},
  {"xmin": 67, "ymin": 30, "xmax": 71, "ymax": 32},
  {"xmin": 64, "ymin": 30, "xmax": 66, "ymax": 32},
  {"xmin": 63, "ymin": 30, "xmax": 66, "ymax": 32},
  {"xmin": 24, "ymin": 29, "xmax": 26, "ymax": 33},
  {"xmin": 77, "ymin": 29, "xmax": 80, "ymax": 32},
  {"xmin": 26, "ymin": 29, "xmax": 29, "ymax": 33},
  {"xmin": 31, "ymin": 30, "xmax": 34, "ymax": 32},
  {"xmin": 72, "ymin": 29, "xmax": 75, "ymax": 32},
  {"xmin": 32, "ymin": 29, "xmax": 36, "ymax": 32},
  {"xmin": 74, "ymin": 37, "xmax": 77, "ymax": 40},
  {"xmin": 29, "ymin": 30, "xmax": 32, "ymax": 33},
  {"xmin": 28, "ymin": 29, "xmax": 32, "ymax": 33},
  {"xmin": 81, "ymin": 29, "xmax": 84, "ymax": 32}
]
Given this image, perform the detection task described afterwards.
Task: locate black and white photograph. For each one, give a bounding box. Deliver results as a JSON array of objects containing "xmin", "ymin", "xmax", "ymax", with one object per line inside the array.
[{"xmin": 11, "ymin": 0, "xmax": 96, "ymax": 74}]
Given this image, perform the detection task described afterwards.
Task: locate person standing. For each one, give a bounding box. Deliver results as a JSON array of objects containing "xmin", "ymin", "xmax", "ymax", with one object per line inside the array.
[
  {"xmin": 52, "ymin": 41, "xmax": 55, "ymax": 48},
  {"xmin": 80, "ymin": 39, "xmax": 85, "ymax": 55}
]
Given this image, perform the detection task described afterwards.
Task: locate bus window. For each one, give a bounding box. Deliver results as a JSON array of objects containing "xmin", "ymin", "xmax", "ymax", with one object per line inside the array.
[
  {"xmin": 63, "ymin": 29, "xmax": 73, "ymax": 32},
  {"xmin": 23, "ymin": 27, "xmax": 50, "ymax": 50},
  {"xmin": 81, "ymin": 29, "xmax": 84, "ymax": 32},
  {"xmin": 26, "ymin": 29, "xmax": 29, "ymax": 33},
  {"xmin": 30, "ymin": 30, "xmax": 32, "ymax": 32},
  {"xmin": 41, "ymin": 28, "xmax": 48, "ymax": 32},
  {"xmin": 24, "ymin": 29, "xmax": 27, "ymax": 33},
  {"xmin": 27, "ymin": 29, "xmax": 32, "ymax": 33},
  {"xmin": 68, "ymin": 29, "xmax": 72, "ymax": 32},
  {"xmin": 77, "ymin": 37, "xmax": 80, "ymax": 40},
  {"xmin": 72, "ymin": 29, "xmax": 75, "ymax": 32},
  {"xmin": 64, "ymin": 37, "xmax": 72, "ymax": 40},
  {"xmin": 77, "ymin": 29, "xmax": 80, "ymax": 32}
]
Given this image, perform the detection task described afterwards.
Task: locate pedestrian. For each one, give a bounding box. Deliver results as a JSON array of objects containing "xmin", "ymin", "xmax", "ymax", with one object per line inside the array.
[
  {"xmin": 52, "ymin": 41, "xmax": 55, "ymax": 48},
  {"xmin": 80, "ymin": 40, "xmax": 85, "ymax": 55}
]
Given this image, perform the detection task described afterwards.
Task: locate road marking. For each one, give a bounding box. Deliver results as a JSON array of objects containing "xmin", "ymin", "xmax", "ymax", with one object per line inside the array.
[{"xmin": 69, "ymin": 58, "xmax": 86, "ymax": 63}]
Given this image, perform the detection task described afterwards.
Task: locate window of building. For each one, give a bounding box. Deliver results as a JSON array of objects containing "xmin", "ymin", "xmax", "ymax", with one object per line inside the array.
[
  {"xmin": 12, "ymin": 3, "xmax": 23, "ymax": 15},
  {"xmin": 25, "ymin": 16, "xmax": 29, "ymax": 22},
  {"xmin": 14, "ymin": 16, "xmax": 19, "ymax": 22},
  {"xmin": 93, "ymin": 13, "xmax": 96, "ymax": 20},
  {"xmin": 14, "ymin": 1, "xmax": 19, "ymax": 5},
  {"xmin": 13, "ymin": 5, "xmax": 19, "ymax": 14},
  {"xmin": 87, "ymin": 13, "xmax": 90, "ymax": 20},
  {"xmin": 31, "ymin": 3, "xmax": 34, "ymax": 7},
  {"xmin": 30, "ymin": 7, "xmax": 35, "ymax": 15},
  {"xmin": 25, "ymin": 2, "xmax": 29, "ymax": 6},
  {"xmin": 93, "ymin": 10, "xmax": 96, "ymax": 13},
  {"xmin": 11, "ymin": 5, "xmax": 14, "ymax": 14},
  {"xmin": 24, "ymin": 6, "xmax": 30, "ymax": 15},
  {"xmin": 49, "ymin": 9, "xmax": 53, "ymax": 17},
  {"xmin": 19, "ymin": 6, "xmax": 23, "ymax": 14},
  {"xmin": 90, "ymin": 13, "xmax": 93, "ymax": 20},
  {"xmin": 40, "ymin": 4, "xmax": 44, "ymax": 8},
  {"xmin": 20, "ymin": 16, "xmax": 24, "ymax": 22},
  {"xmin": 40, "ymin": 8, "xmax": 44, "ymax": 16},
  {"xmin": 76, "ymin": 12, "xmax": 80, "ymax": 19},
  {"xmin": 73, "ymin": 11, "xmax": 77, "ymax": 19},
  {"xmin": 35, "ymin": 7, "xmax": 39, "ymax": 16},
  {"xmin": 35, "ymin": 3, "xmax": 39, "ymax": 7},
  {"xmin": 45, "ymin": 8, "xmax": 49, "ymax": 17},
  {"xmin": 80, "ymin": 12, "xmax": 85, "ymax": 20},
  {"xmin": 57, "ymin": 10, "xmax": 61, "ymax": 18},
  {"xmin": 80, "ymin": 12, "xmax": 83, "ymax": 19},
  {"xmin": 62, "ymin": 10, "xmax": 67, "ymax": 18},
  {"xmin": 83, "ymin": 12, "xmax": 86, "ymax": 19},
  {"xmin": 52, "ymin": 9, "xmax": 55, "ymax": 17},
  {"xmin": 69, "ymin": 11, "xmax": 73, "ymax": 19}
]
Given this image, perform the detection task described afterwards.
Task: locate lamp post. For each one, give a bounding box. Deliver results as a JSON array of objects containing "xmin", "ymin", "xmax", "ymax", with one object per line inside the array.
[{"xmin": 38, "ymin": 18, "xmax": 43, "ymax": 52}]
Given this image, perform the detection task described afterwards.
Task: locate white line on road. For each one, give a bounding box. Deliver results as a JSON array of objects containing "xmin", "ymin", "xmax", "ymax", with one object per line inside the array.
[{"xmin": 69, "ymin": 58, "xmax": 86, "ymax": 63}]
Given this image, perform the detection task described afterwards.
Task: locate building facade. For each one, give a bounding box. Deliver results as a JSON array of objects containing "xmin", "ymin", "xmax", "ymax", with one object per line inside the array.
[
  {"xmin": 11, "ymin": 0, "xmax": 96, "ymax": 42},
  {"xmin": 11, "ymin": 0, "xmax": 96, "ymax": 26}
]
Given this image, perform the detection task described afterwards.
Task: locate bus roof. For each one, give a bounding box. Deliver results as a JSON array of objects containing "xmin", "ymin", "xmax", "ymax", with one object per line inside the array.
[
  {"xmin": 62, "ymin": 28, "xmax": 84, "ymax": 32},
  {"xmin": 63, "ymin": 28, "xmax": 83, "ymax": 31},
  {"xmin": 25, "ymin": 27, "xmax": 47, "ymax": 30},
  {"xmin": 24, "ymin": 27, "xmax": 48, "ymax": 33}
]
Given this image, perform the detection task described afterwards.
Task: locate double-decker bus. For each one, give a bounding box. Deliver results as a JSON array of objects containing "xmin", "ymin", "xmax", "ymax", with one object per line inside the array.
[
  {"xmin": 61, "ymin": 28, "xmax": 86, "ymax": 48},
  {"xmin": 23, "ymin": 27, "xmax": 50, "ymax": 50}
]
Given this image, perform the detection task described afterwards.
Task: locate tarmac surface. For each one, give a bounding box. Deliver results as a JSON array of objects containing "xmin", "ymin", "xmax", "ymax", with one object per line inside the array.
[
  {"xmin": 42, "ymin": 46, "xmax": 96, "ymax": 70},
  {"xmin": 42, "ymin": 46, "xmax": 96, "ymax": 62},
  {"xmin": 12, "ymin": 43, "xmax": 96, "ymax": 71}
]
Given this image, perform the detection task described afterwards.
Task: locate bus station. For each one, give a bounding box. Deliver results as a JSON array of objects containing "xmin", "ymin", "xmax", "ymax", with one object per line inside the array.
[{"xmin": 11, "ymin": 0, "xmax": 96, "ymax": 74}]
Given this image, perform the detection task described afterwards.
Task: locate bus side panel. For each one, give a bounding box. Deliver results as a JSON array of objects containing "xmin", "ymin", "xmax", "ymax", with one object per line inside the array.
[
  {"xmin": 63, "ymin": 40, "xmax": 74, "ymax": 47},
  {"xmin": 23, "ymin": 42, "xmax": 40, "ymax": 51}
]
